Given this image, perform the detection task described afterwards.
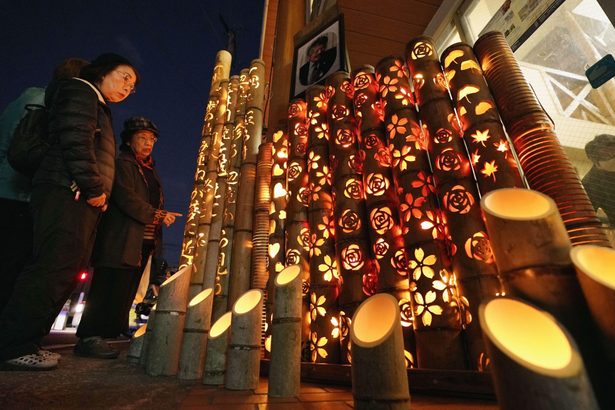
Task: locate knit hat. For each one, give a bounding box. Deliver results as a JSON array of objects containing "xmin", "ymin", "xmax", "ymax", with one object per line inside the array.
[
  {"xmin": 585, "ymin": 134, "xmax": 615, "ymax": 162},
  {"xmin": 121, "ymin": 116, "xmax": 159, "ymax": 144}
]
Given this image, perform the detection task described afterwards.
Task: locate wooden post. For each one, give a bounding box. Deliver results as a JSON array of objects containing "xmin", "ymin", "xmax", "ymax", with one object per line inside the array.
[
  {"xmin": 350, "ymin": 293, "xmax": 411, "ymax": 410},
  {"xmin": 225, "ymin": 289, "xmax": 263, "ymax": 390},
  {"xmin": 178, "ymin": 288, "xmax": 214, "ymax": 380},
  {"xmin": 203, "ymin": 311, "xmax": 232, "ymax": 385},
  {"xmin": 127, "ymin": 324, "xmax": 147, "ymax": 364},
  {"xmin": 268, "ymin": 265, "xmax": 303, "ymax": 397},
  {"xmin": 479, "ymin": 297, "xmax": 598, "ymax": 410},
  {"xmin": 146, "ymin": 266, "xmax": 191, "ymax": 376}
]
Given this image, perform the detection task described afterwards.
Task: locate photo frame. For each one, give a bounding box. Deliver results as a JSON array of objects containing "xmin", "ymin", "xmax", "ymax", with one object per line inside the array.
[{"xmin": 291, "ymin": 14, "xmax": 347, "ymax": 99}]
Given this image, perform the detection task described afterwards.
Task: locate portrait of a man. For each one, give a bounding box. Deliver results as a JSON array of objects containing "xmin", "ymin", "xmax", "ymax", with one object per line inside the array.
[{"xmin": 299, "ymin": 36, "xmax": 338, "ymax": 86}]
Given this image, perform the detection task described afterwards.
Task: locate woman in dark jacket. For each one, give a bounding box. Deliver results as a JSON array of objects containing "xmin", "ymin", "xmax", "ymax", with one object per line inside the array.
[
  {"xmin": 74, "ymin": 116, "xmax": 180, "ymax": 359},
  {"xmin": 0, "ymin": 53, "xmax": 138, "ymax": 371}
]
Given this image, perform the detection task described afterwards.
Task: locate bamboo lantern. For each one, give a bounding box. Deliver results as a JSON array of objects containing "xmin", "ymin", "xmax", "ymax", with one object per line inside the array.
[
  {"xmin": 251, "ymin": 142, "xmax": 273, "ymax": 292},
  {"xmin": 179, "ymin": 50, "xmax": 232, "ymax": 268},
  {"xmin": 228, "ymin": 59, "xmax": 266, "ymax": 308},
  {"xmin": 268, "ymin": 265, "xmax": 303, "ymax": 397},
  {"xmin": 225, "ymin": 289, "xmax": 263, "ymax": 390},
  {"xmin": 306, "ymin": 85, "xmax": 341, "ymax": 364},
  {"xmin": 178, "ymin": 288, "xmax": 214, "ymax": 380},
  {"xmin": 285, "ymin": 99, "xmax": 312, "ymax": 360},
  {"xmin": 571, "ymin": 245, "xmax": 615, "ymax": 362},
  {"xmin": 473, "ymin": 31, "xmax": 609, "ymax": 247},
  {"xmin": 140, "ymin": 304, "xmax": 156, "ymax": 366},
  {"xmin": 127, "ymin": 324, "xmax": 147, "ymax": 364},
  {"xmin": 375, "ymin": 56, "xmax": 466, "ymax": 369},
  {"xmin": 203, "ymin": 311, "xmax": 232, "ymax": 385},
  {"xmin": 350, "ymin": 293, "xmax": 411, "ymax": 410},
  {"xmin": 212, "ymin": 69, "xmax": 250, "ymax": 322},
  {"xmin": 406, "ymin": 37, "xmax": 501, "ymax": 370},
  {"xmin": 190, "ymin": 80, "xmax": 230, "ymax": 298},
  {"xmin": 479, "ymin": 297, "xmax": 598, "ymax": 410},
  {"xmin": 146, "ymin": 266, "xmax": 191, "ymax": 376},
  {"xmin": 440, "ymin": 43, "xmax": 523, "ymax": 194}
]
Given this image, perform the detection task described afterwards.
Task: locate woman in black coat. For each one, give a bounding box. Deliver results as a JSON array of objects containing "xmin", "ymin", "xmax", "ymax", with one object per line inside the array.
[
  {"xmin": 74, "ymin": 116, "xmax": 180, "ymax": 359},
  {"xmin": 0, "ymin": 53, "xmax": 138, "ymax": 371}
]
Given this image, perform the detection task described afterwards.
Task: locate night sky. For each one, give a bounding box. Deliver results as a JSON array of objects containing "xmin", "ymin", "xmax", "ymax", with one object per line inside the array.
[{"xmin": 0, "ymin": 0, "xmax": 265, "ymax": 265}]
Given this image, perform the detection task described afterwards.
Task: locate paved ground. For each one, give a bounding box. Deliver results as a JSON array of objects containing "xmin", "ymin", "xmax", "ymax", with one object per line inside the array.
[{"xmin": 0, "ymin": 331, "xmax": 498, "ymax": 409}]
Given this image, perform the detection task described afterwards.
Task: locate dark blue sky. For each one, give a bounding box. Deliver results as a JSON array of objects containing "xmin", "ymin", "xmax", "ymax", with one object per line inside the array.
[{"xmin": 0, "ymin": 0, "xmax": 265, "ymax": 265}]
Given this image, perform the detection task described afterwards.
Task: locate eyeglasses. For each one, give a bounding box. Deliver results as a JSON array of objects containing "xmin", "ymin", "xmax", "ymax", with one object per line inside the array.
[
  {"xmin": 136, "ymin": 135, "xmax": 157, "ymax": 144},
  {"xmin": 116, "ymin": 70, "xmax": 137, "ymax": 94}
]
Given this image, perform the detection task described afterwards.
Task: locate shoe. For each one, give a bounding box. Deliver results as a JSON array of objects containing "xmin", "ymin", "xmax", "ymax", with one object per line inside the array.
[
  {"xmin": 38, "ymin": 349, "xmax": 61, "ymax": 361},
  {"xmin": 74, "ymin": 337, "xmax": 119, "ymax": 359},
  {"xmin": 0, "ymin": 353, "xmax": 58, "ymax": 371}
]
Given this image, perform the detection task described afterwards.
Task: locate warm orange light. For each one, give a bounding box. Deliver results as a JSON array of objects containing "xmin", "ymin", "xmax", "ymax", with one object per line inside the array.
[
  {"xmin": 233, "ymin": 289, "xmax": 262, "ymax": 315},
  {"xmin": 189, "ymin": 288, "xmax": 213, "ymax": 307},
  {"xmin": 482, "ymin": 188, "xmax": 553, "ymax": 220},
  {"xmin": 275, "ymin": 265, "xmax": 302, "ymax": 286},
  {"xmin": 133, "ymin": 324, "xmax": 147, "ymax": 338},
  {"xmin": 571, "ymin": 245, "xmax": 615, "ymax": 289},
  {"xmin": 351, "ymin": 293, "xmax": 399, "ymax": 348},
  {"xmin": 210, "ymin": 311, "xmax": 232, "ymax": 338}
]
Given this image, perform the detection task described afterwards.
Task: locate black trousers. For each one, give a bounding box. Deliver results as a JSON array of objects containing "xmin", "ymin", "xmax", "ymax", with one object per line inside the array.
[
  {"xmin": 0, "ymin": 185, "xmax": 100, "ymax": 360},
  {"xmin": 0, "ymin": 198, "xmax": 33, "ymax": 314},
  {"xmin": 76, "ymin": 245, "xmax": 152, "ymax": 339}
]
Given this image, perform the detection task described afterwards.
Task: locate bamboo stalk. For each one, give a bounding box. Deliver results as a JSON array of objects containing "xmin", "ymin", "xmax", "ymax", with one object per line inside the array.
[
  {"xmin": 351, "ymin": 293, "xmax": 411, "ymax": 410},
  {"xmin": 140, "ymin": 304, "xmax": 156, "ymax": 366},
  {"xmin": 126, "ymin": 324, "xmax": 147, "ymax": 364},
  {"xmin": 178, "ymin": 288, "xmax": 214, "ymax": 380},
  {"xmin": 268, "ymin": 265, "xmax": 303, "ymax": 397},
  {"xmin": 203, "ymin": 311, "xmax": 232, "ymax": 385},
  {"xmin": 479, "ymin": 297, "xmax": 598, "ymax": 410}
]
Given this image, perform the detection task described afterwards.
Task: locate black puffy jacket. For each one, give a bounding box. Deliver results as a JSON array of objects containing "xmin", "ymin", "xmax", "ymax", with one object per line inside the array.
[{"xmin": 34, "ymin": 78, "xmax": 115, "ymax": 199}]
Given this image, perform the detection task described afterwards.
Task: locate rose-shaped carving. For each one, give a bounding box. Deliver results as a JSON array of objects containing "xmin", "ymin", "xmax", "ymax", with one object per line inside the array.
[
  {"xmin": 362, "ymin": 268, "xmax": 378, "ymax": 296},
  {"xmin": 412, "ymin": 74, "xmax": 425, "ymax": 91},
  {"xmin": 339, "ymin": 209, "xmax": 361, "ymax": 233},
  {"xmin": 331, "ymin": 104, "xmax": 349, "ymax": 121},
  {"xmin": 434, "ymin": 128, "xmax": 453, "ymax": 144},
  {"xmin": 464, "ymin": 231, "xmax": 494, "ymax": 263},
  {"xmin": 434, "ymin": 72, "xmax": 448, "ymax": 90},
  {"xmin": 288, "ymin": 102, "xmax": 303, "ymax": 118},
  {"xmin": 435, "ymin": 148, "xmax": 462, "ymax": 172},
  {"xmin": 366, "ymin": 173, "xmax": 390, "ymax": 196},
  {"xmin": 341, "ymin": 244, "xmax": 365, "ymax": 271},
  {"xmin": 372, "ymin": 237, "xmax": 390, "ymax": 259},
  {"xmin": 324, "ymin": 85, "xmax": 335, "ymax": 100},
  {"xmin": 391, "ymin": 249, "xmax": 410, "ymax": 276},
  {"xmin": 298, "ymin": 187, "xmax": 311, "ymax": 206},
  {"xmin": 294, "ymin": 123, "xmax": 307, "ymax": 137},
  {"xmin": 353, "ymin": 73, "xmax": 371, "ymax": 90},
  {"xmin": 354, "ymin": 93, "xmax": 368, "ymax": 110},
  {"xmin": 363, "ymin": 133, "xmax": 379, "ymax": 150},
  {"xmin": 344, "ymin": 178, "xmax": 364, "ymax": 200},
  {"xmin": 370, "ymin": 206, "xmax": 394, "ymax": 234},
  {"xmin": 285, "ymin": 249, "xmax": 300, "ymax": 265},
  {"xmin": 399, "ymin": 299, "xmax": 414, "ymax": 328},
  {"xmin": 299, "ymin": 227, "xmax": 311, "ymax": 251},
  {"xmin": 442, "ymin": 185, "xmax": 475, "ymax": 214},
  {"xmin": 287, "ymin": 162, "xmax": 302, "ymax": 181},
  {"xmin": 340, "ymin": 80, "xmax": 354, "ymax": 98},
  {"xmin": 374, "ymin": 147, "xmax": 392, "ymax": 167},
  {"xmin": 296, "ymin": 142, "xmax": 307, "ymax": 156},
  {"xmin": 335, "ymin": 128, "xmax": 354, "ymax": 148},
  {"xmin": 348, "ymin": 154, "xmax": 363, "ymax": 174},
  {"xmin": 302, "ymin": 279, "xmax": 310, "ymax": 296},
  {"xmin": 411, "ymin": 41, "xmax": 434, "ymax": 60}
]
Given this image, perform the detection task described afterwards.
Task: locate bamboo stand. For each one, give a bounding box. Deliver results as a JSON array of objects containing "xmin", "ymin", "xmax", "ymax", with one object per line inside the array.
[
  {"xmin": 350, "ymin": 293, "xmax": 411, "ymax": 410},
  {"xmin": 140, "ymin": 304, "xmax": 156, "ymax": 366},
  {"xmin": 178, "ymin": 288, "xmax": 214, "ymax": 380},
  {"xmin": 268, "ymin": 265, "xmax": 303, "ymax": 397},
  {"xmin": 203, "ymin": 311, "xmax": 232, "ymax": 385},
  {"xmin": 225, "ymin": 289, "xmax": 264, "ymax": 390},
  {"xmin": 479, "ymin": 297, "xmax": 598, "ymax": 410},
  {"xmin": 126, "ymin": 324, "xmax": 147, "ymax": 364},
  {"xmin": 146, "ymin": 266, "xmax": 191, "ymax": 376}
]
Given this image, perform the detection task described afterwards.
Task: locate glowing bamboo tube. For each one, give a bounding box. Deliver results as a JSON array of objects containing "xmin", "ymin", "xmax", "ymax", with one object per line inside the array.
[
  {"xmin": 225, "ymin": 289, "xmax": 264, "ymax": 390},
  {"xmin": 479, "ymin": 297, "xmax": 598, "ymax": 410},
  {"xmin": 571, "ymin": 245, "xmax": 615, "ymax": 360},
  {"xmin": 126, "ymin": 324, "xmax": 147, "ymax": 364},
  {"xmin": 268, "ymin": 265, "xmax": 303, "ymax": 397},
  {"xmin": 351, "ymin": 293, "xmax": 411, "ymax": 410},
  {"xmin": 146, "ymin": 266, "xmax": 191, "ymax": 376},
  {"xmin": 203, "ymin": 311, "xmax": 232, "ymax": 385},
  {"xmin": 178, "ymin": 288, "xmax": 214, "ymax": 380},
  {"xmin": 140, "ymin": 304, "xmax": 156, "ymax": 366}
]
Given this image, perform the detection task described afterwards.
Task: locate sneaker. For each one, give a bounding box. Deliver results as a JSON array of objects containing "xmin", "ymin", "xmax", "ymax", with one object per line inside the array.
[
  {"xmin": 38, "ymin": 349, "xmax": 62, "ymax": 361},
  {"xmin": 0, "ymin": 353, "xmax": 58, "ymax": 371},
  {"xmin": 74, "ymin": 337, "xmax": 119, "ymax": 359}
]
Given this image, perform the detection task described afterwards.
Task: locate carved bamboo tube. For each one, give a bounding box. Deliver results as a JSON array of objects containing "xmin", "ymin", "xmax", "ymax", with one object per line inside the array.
[
  {"xmin": 178, "ymin": 288, "xmax": 214, "ymax": 380},
  {"xmin": 140, "ymin": 304, "xmax": 156, "ymax": 366},
  {"xmin": 203, "ymin": 311, "xmax": 232, "ymax": 385},
  {"xmin": 351, "ymin": 293, "xmax": 411, "ymax": 410},
  {"xmin": 479, "ymin": 297, "xmax": 598, "ymax": 410},
  {"xmin": 146, "ymin": 266, "xmax": 191, "ymax": 376},
  {"xmin": 127, "ymin": 324, "xmax": 147, "ymax": 364},
  {"xmin": 268, "ymin": 265, "xmax": 303, "ymax": 397},
  {"xmin": 225, "ymin": 289, "xmax": 264, "ymax": 390}
]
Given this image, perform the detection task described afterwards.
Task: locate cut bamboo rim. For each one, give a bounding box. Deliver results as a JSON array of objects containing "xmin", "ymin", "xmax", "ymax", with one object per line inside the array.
[
  {"xmin": 225, "ymin": 289, "xmax": 264, "ymax": 390},
  {"xmin": 350, "ymin": 293, "xmax": 410, "ymax": 410},
  {"xmin": 571, "ymin": 245, "xmax": 615, "ymax": 352},
  {"xmin": 269, "ymin": 265, "xmax": 302, "ymax": 397},
  {"xmin": 203, "ymin": 311, "xmax": 232, "ymax": 385},
  {"xmin": 178, "ymin": 288, "xmax": 214, "ymax": 380},
  {"xmin": 481, "ymin": 188, "xmax": 571, "ymax": 272},
  {"xmin": 126, "ymin": 324, "xmax": 147, "ymax": 364},
  {"xmin": 479, "ymin": 297, "xmax": 598, "ymax": 410}
]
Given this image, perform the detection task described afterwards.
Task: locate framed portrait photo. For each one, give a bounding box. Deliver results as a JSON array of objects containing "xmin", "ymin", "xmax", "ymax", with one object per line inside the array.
[{"xmin": 291, "ymin": 14, "xmax": 347, "ymax": 99}]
